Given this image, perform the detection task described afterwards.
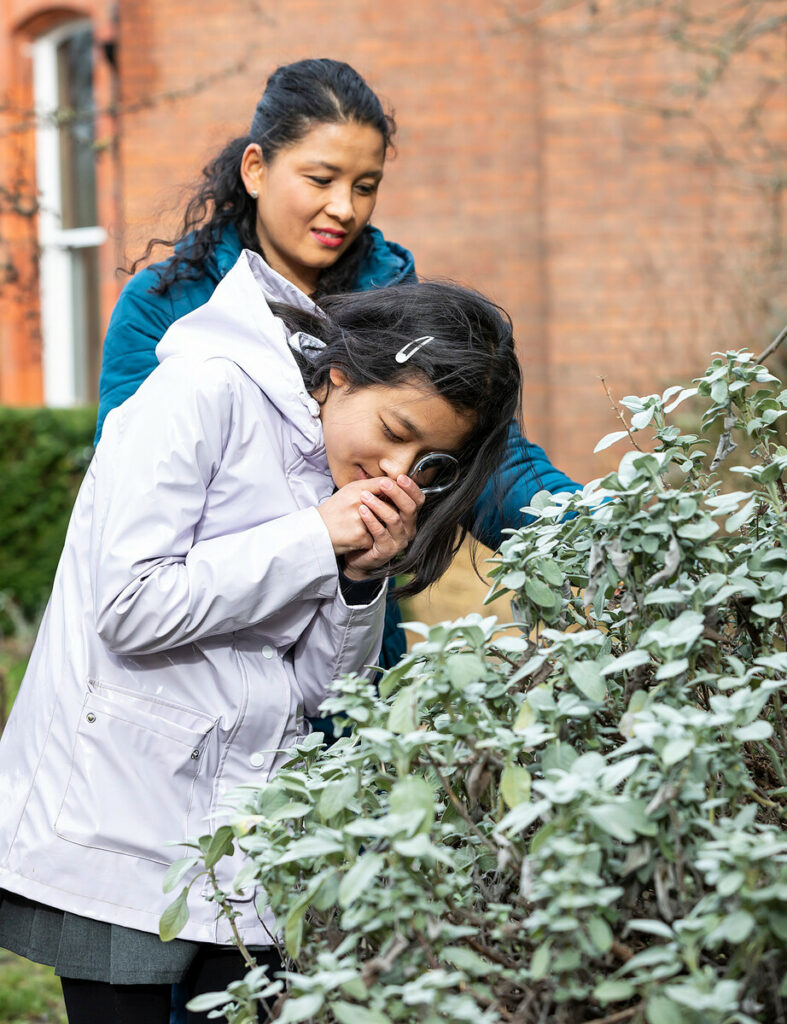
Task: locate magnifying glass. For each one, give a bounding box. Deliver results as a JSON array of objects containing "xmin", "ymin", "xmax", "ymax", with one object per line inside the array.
[{"xmin": 409, "ymin": 452, "xmax": 461, "ymax": 497}]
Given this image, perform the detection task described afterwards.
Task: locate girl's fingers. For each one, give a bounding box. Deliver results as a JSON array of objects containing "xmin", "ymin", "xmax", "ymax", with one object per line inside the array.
[
  {"xmin": 363, "ymin": 480, "xmax": 421, "ymax": 543},
  {"xmin": 353, "ymin": 478, "xmax": 423, "ymax": 568},
  {"xmin": 377, "ymin": 477, "xmax": 420, "ymax": 518},
  {"xmin": 361, "ymin": 498, "xmax": 411, "ymax": 551},
  {"xmin": 361, "ymin": 490, "xmax": 403, "ymax": 529},
  {"xmin": 365, "ymin": 476, "xmax": 422, "ymax": 518},
  {"xmin": 359, "ymin": 504, "xmax": 388, "ymax": 538},
  {"xmin": 395, "ymin": 474, "xmax": 426, "ymax": 509},
  {"xmin": 359, "ymin": 505, "xmax": 401, "ymax": 563}
]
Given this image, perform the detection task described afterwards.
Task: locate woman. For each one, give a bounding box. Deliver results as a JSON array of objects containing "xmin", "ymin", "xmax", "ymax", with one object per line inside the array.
[{"xmin": 95, "ymin": 57, "xmax": 581, "ymax": 670}]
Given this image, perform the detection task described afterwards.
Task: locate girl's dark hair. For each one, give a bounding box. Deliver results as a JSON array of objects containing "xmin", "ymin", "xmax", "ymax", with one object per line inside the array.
[
  {"xmin": 135, "ymin": 59, "xmax": 395, "ymax": 296},
  {"xmin": 271, "ymin": 280, "xmax": 523, "ymax": 597}
]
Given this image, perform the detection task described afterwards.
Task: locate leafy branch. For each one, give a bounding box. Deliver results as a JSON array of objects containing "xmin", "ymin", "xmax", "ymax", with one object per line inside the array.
[{"xmin": 168, "ymin": 347, "xmax": 787, "ymax": 1023}]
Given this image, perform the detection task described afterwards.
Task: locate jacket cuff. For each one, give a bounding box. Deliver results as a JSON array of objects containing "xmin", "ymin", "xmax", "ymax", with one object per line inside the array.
[{"xmin": 338, "ymin": 567, "xmax": 383, "ymax": 606}]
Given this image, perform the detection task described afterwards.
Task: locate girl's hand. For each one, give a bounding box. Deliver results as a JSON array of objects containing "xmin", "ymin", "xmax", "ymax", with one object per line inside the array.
[
  {"xmin": 346, "ymin": 474, "xmax": 425, "ymax": 578},
  {"xmin": 318, "ymin": 475, "xmax": 424, "ymax": 579}
]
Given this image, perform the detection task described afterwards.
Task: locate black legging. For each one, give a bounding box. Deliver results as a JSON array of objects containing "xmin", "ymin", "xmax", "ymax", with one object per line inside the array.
[{"xmin": 60, "ymin": 945, "xmax": 282, "ymax": 1024}]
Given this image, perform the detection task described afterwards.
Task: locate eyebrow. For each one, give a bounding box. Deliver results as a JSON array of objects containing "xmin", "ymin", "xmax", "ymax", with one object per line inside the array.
[
  {"xmin": 306, "ymin": 160, "xmax": 383, "ymax": 180},
  {"xmin": 390, "ymin": 410, "xmax": 423, "ymax": 441}
]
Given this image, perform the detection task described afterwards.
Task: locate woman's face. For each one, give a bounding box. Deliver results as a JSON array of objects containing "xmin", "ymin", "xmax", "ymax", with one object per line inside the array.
[{"xmin": 241, "ymin": 121, "xmax": 385, "ymax": 294}]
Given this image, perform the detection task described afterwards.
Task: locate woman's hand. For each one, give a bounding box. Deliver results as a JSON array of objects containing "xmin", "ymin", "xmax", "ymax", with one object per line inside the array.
[{"xmin": 317, "ymin": 475, "xmax": 425, "ymax": 579}]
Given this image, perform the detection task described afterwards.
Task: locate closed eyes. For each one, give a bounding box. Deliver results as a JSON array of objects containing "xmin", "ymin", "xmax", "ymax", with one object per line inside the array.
[{"xmin": 381, "ymin": 420, "xmax": 405, "ymax": 443}]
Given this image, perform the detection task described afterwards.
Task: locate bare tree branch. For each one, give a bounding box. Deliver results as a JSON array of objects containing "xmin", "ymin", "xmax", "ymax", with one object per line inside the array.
[
  {"xmin": 756, "ymin": 323, "xmax": 787, "ymax": 364},
  {"xmin": 0, "ymin": 52, "xmax": 254, "ymax": 141}
]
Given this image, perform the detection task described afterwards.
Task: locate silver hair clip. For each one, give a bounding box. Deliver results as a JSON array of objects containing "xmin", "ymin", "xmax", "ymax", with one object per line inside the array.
[{"xmin": 395, "ymin": 336, "xmax": 434, "ymax": 363}]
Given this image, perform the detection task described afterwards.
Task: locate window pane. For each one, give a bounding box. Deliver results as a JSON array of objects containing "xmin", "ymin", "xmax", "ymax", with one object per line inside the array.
[
  {"xmin": 57, "ymin": 28, "xmax": 97, "ymax": 230},
  {"xmin": 70, "ymin": 245, "xmax": 100, "ymax": 402}
]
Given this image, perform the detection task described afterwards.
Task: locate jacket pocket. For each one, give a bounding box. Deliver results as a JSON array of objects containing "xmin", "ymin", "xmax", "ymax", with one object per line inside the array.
[{"xmin": 55, "ymin": 681, "xmax": 218, "ymax": 864}]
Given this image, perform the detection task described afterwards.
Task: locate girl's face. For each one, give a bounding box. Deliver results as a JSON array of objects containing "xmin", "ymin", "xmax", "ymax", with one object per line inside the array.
[
  {"xmin": 318, "ymin": 370, "xmax": 476, "ymax": 491},
  {"xmin": 241, "ymin": 122, "xmax": 385, "ymax": 295}
]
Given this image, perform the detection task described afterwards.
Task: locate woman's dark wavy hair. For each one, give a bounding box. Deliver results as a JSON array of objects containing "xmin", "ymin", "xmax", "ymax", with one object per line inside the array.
[
  {"xmin": 271, "ymin": 280, "xmax": 523, "ymax": 597},
  {"xmin": 134, "ymin": 59, "xmax": 395, "ymax": 297}
]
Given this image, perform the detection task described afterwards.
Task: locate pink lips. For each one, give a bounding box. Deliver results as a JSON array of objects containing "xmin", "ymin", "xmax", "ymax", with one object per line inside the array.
[{"xmin": 311, "ymin": 227, "xmax": 347, "ymax": 249}]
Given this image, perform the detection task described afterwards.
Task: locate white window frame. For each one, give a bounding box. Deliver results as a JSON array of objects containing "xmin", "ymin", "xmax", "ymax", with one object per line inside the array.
[{"xmin": 32, "ymin": 19, "xmax": 106, "ymax": 406}]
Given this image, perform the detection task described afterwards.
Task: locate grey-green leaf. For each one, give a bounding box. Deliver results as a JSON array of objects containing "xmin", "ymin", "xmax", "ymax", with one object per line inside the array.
[
  {"xmin": 733, "ymin": 720, "xmax": 773, "ymax": 742},
  {"xmin": 661, "ymin": 738, "xmax": 694, "ymax": 766},
  {"xmin": 594, "ymin": 430, "xmax": 629, "ymax": 453},
  {"xmin": 159, "ymin": 887, "xmax": 189, "ymax": 942},
  {"xmin": 332, "ymin": 1003, "xmax": 390, "ymax": 1024},
  {"xmin": 387, "ymin": 682, "xmax": 418, "ymax": 734},
  {"xmin": 203, "ymin": 825, "xmax": 234, "ymax": 870},
  {"xmin": 318, "ymin": 774, "xmax": 357, "ymax": 820},
  {"xmin": 525, "ymin": 576, "xmax": 559, "ymax": 608},
  {"xmin": 568, "ymin": 661, "xmax": 606, "ymax": 703},
  {"xmin": 338, "ymin": 853, "xmax": 385, "ymax": 908},
  {"xmin": 592, "ymin": 803, "xmax": 636, "ymax": 843},
  {"xmin": 162, "ymin": 856, "xmax": 200, "ymax": 894},
  {"xmin": 594, "ymin": 979, "xmax": 635, "ymax": 1004}
]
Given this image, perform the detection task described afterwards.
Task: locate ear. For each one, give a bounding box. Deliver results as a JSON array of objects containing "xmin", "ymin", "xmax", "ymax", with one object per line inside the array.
[
  {"xmin": 329, "ymin": 367, "xmax": 349, "ymax": 388},
  {"xmin": 240, "ymin": 143, "xmax": 265, "ymax": 197}
]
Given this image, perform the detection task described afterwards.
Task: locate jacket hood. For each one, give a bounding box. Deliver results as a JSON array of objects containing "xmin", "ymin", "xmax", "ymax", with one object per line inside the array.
[
  {"xmin": 156, "ymin": 250, "xmax": 324, "ymax": 447},
  {"xmin": 354, "ymin": 226, "xmax": 415, "ymax": 290},
  {"xmin": 208, "ymin": 223, "xmax": 415, "ymax": 291}
]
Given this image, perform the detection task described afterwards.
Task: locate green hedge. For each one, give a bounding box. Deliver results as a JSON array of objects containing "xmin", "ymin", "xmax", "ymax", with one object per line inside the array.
[{"xmin": 0, "ymin": 406, "xmax": 95, "ymax": 626}]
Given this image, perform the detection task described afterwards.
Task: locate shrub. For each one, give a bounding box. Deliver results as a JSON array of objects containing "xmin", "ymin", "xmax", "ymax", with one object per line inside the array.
[
  {"xmin": 0, "ymin": 406, "xmax": 94, "ymax": 625},
  {"xmin": 168, "ymin": 350, "xmax": 787, "ymax": 1024}
]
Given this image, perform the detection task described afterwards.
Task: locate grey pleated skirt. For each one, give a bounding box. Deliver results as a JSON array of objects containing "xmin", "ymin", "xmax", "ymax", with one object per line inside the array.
[{"xmin": 0, "ymin": 888, "xmax": 201, "ymax": 984}]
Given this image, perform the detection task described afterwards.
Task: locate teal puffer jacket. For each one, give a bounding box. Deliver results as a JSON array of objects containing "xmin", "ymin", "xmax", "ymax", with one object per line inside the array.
[{"xmin": 95, "ymin": 224, "xmax": 581, "ymax": 669}]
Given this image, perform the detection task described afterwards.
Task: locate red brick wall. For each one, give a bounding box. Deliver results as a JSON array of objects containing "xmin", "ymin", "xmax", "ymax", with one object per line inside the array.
[
  {"xmin": 534, "ymin": 4, "xmax": 786, "ymax": 474},
  {"xmin": 1, "ymin": 1, "xmax": 784, "ymax": 483}
]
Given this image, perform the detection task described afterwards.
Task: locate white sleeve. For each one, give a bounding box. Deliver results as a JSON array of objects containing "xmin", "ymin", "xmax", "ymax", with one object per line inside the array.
[
  {"xmin": 292, "ymin": 583, "xmax": 387, "ymax": 717},
  {"xmin": 90, "ymin": 358, "xmax": 339, "ymax": 656}
]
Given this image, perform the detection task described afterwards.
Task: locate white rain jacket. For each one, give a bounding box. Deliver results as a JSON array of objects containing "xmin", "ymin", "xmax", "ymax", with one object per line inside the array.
[{"xmin": 0, "ymin": 250, "xmax": 385, "ymax": 945}]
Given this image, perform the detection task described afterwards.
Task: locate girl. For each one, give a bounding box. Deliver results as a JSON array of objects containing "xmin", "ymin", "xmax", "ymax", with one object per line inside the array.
[
  {"xmin": 0, "ymin": 251, "xmax": 522, "ymax": 1022},
  {"xmin": 95, "ymin": 57, "xmax": 581, "ymax": 671}
]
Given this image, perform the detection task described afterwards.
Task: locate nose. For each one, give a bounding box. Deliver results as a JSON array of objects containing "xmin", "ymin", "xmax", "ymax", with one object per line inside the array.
[
  {"xmin": 324, "ymin": 184, "xmax": 355, "ymax": 225},
  {"xmin": 379, "ymin": 450, "xmax": 418, "ymax": 482}
]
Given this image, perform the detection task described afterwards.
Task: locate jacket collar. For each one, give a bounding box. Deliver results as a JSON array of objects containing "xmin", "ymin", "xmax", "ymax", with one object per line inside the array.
[
  {"xmin": 156, "ymin": 251, "xmax": 325, "ymax": 454},
  {"xmin": 214, "ymin": 223, "xmax": 244, "ymax": 278},
  {"xmin": 211, "ymin": 223, "xmax": 415, "ymax": 292},
  {"xmin": 355, "ymin": 225, "xmax": 415, "ymax": 289}
]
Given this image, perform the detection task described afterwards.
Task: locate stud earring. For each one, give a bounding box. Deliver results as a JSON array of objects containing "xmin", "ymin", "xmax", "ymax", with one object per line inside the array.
[{"xmin": 249, "ymin": 190, "xmax": 258, "ymax": 199}]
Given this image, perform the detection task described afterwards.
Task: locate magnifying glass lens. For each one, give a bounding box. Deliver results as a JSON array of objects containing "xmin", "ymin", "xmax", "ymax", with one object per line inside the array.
[{"xmin": 410, "ymin": 453, "xmax": 460, "ymax": 495}]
